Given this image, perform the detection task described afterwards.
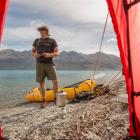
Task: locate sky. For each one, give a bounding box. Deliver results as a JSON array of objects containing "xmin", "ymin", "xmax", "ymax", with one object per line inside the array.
[{"xmin": 1, "ymin": 0, "xmax": 119, "ymax": 56}]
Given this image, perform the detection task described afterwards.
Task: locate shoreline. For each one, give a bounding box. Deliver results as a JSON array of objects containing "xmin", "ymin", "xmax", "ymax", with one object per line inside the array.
[{"xmin": 0, "ymin": 79, "xmax": 128, "ymax": 140}]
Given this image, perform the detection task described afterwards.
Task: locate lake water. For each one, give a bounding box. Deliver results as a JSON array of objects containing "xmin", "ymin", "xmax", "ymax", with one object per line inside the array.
[{"xmin": 0, "ymin": 70, "xmax": 120, "ymax": 108}]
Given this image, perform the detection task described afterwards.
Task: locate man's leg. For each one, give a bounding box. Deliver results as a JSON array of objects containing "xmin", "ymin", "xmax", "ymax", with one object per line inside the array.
[
  {"xmin": 52, "ymin": 80, "xmax": 58, "ymax": 98},
  {"xmin": 39, "ymin": 80, "xmax": 45, "ymax": 100},
  {"xmin": 39, "ymin": 80, "xmax": 48, "ymax": 107},
  {"xmin": 46, "ymin": 64, "xmax": 58, "ymax": 100}
]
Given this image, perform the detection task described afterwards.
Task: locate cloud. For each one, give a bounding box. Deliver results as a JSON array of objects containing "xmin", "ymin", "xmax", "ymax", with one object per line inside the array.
[
  {"xmin": 3, "ymin": 20, "xmax": 119, "ymax": 54},
  {"xmin": 3, "ymin": 27, "xmax": 36, "ymax": 41},
  {"xmin": 1, "ymin": 0, "xmax": 119, "ymax": 56},
  {"xmin": 0, "ymin": 43, "xmax": 10, "ymax": 50},
  {"xmin": 107, "ymin": 38, "xmax": 116, "ymax": 43},
  {"xmin": 10, "ymin": 0, "xmax": 108, "ymax": 24}
]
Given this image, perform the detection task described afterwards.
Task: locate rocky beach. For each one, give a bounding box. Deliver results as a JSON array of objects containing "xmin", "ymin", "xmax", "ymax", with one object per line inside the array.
[{"xmin": 0, "ymin": 79, "xmax": 129, "ymax": 140}]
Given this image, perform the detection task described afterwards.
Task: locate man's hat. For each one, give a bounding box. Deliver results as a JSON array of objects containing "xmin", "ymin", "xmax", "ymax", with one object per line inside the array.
[{"xmin": 37, "ymin": 25, "xmax": 49, "ymax": 32}]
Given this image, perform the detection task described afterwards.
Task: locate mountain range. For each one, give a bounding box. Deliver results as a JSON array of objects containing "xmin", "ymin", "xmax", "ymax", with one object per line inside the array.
[{"xmin": 0, "ymin": 49, "xmax": 121, "ymax": 70}]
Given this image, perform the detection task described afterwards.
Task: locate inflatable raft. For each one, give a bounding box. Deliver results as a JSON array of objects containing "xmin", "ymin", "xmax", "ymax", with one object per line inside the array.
[{"xmin": 25, "ymin": 79, "xmax": 96, "ymax": 102}]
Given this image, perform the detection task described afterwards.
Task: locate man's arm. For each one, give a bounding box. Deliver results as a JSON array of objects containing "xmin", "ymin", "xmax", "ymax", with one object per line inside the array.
[
  {"xmin": 32, "ymin": 47, "xmax": 40, "ymax": 58},
  {"xmin": 51, "ymin": 47, "xmax": 60, "ymax": 57},
  {"xmin": 32, "ymin": 47, "xmax": 36, "ymax": 56},
  {"xmin": 43, "ymin": 47, "xmax": 60, "ymax": 58}
]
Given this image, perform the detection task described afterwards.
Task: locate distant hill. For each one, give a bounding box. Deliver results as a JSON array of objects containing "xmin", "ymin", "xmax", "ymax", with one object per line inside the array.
[{"xmin": 0, "ymin": 49, "xmax": 121, "ymax": 70}]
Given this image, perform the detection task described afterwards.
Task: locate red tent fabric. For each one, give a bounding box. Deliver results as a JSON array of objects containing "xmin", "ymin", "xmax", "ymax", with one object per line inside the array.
[
  {"xmin": 106, "ymin": 0, "xmax": 140, "ymax": 138},
  {"xmin": 0, "ymin": 0, "xmax": 9, "ymax": 45}
]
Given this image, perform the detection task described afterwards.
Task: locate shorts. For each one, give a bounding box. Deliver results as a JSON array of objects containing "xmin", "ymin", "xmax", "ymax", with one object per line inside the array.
[{"xmin": 36, "ymin": 63, "xmax": 57, "ymax": 82}]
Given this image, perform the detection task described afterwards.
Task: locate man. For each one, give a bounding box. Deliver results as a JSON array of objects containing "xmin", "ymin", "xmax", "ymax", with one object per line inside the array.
[{"xmin": 32, "ymin": 25, "xmax": 60, "ymax": 108}]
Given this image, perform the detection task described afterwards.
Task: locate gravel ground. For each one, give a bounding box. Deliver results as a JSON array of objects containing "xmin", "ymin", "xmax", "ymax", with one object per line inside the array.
[{"xmin": 0, "ymin": 80, "xmax": 129, "ymax": 140}]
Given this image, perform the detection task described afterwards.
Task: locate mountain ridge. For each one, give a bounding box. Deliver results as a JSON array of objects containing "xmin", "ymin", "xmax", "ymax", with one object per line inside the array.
[{"xmin": 0, "ymin": 49, "xmax": 121, "ymax": 70}]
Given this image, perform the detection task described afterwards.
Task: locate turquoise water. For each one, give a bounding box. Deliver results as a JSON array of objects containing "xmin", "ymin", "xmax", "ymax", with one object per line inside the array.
[{"xmin": 0, "ymin": 70, "xmax": 120, "ymax": 108}]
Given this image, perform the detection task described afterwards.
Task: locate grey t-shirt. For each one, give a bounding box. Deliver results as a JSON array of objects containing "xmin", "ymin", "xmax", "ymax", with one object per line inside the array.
[{"xmin": 33, "ymin": 37, "xmax": 57, "ymax": 64}]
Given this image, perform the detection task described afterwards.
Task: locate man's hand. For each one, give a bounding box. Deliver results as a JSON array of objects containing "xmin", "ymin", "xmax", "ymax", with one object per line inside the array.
[
  {"xmin": 42, "ymin": 47, "xmax": 60, "ymax": 58},
  {"xmin": 33, "ymin": 51, "xmax": 41, "ymax": 58},
  {"xmin": 42, "ymin": 53, "xmax": 51, "ymax": 58}
]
